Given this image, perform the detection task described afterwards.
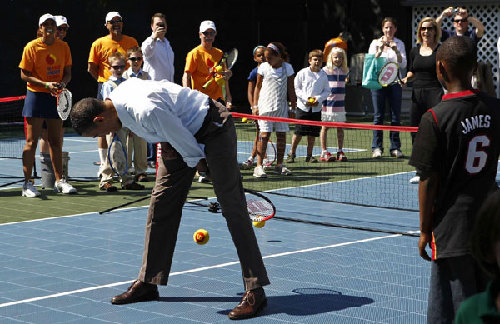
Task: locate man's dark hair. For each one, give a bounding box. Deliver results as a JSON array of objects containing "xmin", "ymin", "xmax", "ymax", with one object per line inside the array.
[
  {"xmin": 471, "ymin": 189, "xmax": 500, "ymax": 280},
  {"xmin": 70, "ymin": 98, "xmax": 105, "ymax": 135},
  {"xmin": 436, "ymin": 36, "xmax": 477, "ymax": 78}
]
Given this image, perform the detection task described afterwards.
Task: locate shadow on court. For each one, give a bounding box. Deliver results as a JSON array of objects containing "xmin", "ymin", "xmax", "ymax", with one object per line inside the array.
[{"xmin": 160, "ymin": 288, "xmax": 373, "ymax": 316}]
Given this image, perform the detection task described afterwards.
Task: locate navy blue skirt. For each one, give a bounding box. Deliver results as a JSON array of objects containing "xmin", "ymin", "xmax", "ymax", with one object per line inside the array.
[{"xmin": 22, "ymin": 90, "xmax": 59, "ymax": 119}]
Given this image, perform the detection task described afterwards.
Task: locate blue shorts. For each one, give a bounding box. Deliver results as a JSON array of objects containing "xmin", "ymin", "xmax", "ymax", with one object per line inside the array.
[{"xmin": 22, "ymin": 90, "xmax": 59, "ymax": 119}]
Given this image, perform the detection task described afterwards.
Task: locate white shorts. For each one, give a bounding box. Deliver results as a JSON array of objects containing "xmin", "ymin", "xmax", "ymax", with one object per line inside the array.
[{"xmin": 257, "ymin": 119, "xmax": 289, "ymax": 133}]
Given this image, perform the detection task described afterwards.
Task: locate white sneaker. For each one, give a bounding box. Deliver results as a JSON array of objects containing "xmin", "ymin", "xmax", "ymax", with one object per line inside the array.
[
  {"xmin": 253, "ymin": 166, "xmax": 267, "ymax": 178},
  {"xmin": 241, "ymin": 157, "xmax": 254, "ymax": 170},
  {"xmin": 372, "ymin": 148, "xmax": 382, "ymax": 158},
  {"xmin": 276, "ymin": 165, "xmax": 292, "ymax": 175},
  {"xmin": 391, "ymin": 149, "xmax": 403, "ymax": 158},
  {"xmin": 409, "ymin": 175, "xmax": 420, "ymax": 184},
  {"xmin": 55, "ymin": 179, "xmax": 77, "ymax": 194},
  {"xmin": 22, "ymin": 181, "xmax": 41, "ymax": 198}
]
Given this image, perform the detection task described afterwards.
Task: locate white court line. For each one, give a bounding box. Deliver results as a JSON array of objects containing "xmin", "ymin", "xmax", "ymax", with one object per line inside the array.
[{"xmin": 0, "ymin": 233, "xmax": 401, "ymax": 308}]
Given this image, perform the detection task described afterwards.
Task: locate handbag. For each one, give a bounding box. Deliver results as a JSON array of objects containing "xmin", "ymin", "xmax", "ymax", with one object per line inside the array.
[{"xmin": 362, "ymin": 53, "xmax": 386, "ymax": 90}]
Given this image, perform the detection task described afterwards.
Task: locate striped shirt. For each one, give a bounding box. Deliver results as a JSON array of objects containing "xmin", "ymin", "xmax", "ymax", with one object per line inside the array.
[{"xmin": 321, "ymin": 66, "xmax": 346, "ymax": 121}]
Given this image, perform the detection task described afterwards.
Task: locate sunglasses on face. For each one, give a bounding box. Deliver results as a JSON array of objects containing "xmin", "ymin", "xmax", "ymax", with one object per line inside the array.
[
  {"xmin": 57, "ymin": 27, "xmax": 68, "ymax": 31},
  {"xmin": 111, "ymin": 65, "xmax": 125, "ymax": 70},
  {"xmin": 453, "ymin": 18, "xmax": 468, "ymax": 23},
  {"xmin": 202, "ymin": 31, "xmax": 215, "ymax": 36},
  {"xmin": 128, "ymin": 57, "xmax": 143, "ymax": 62},
  {"xmin": 108, "ymin": 19, "xmax": 123, "ymax": 24},
  {"xmin": 421, "ymin": 27, "xmax": 434, "ymax": 31}
]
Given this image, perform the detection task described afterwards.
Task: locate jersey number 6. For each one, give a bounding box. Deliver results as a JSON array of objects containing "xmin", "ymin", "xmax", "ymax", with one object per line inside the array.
[{"xmin": 466, "ymin": 135, "xmax": 490, "ymax": 174}]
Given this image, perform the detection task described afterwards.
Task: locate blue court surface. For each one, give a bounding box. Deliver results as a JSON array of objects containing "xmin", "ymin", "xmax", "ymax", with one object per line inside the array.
[{"xmin": 0, "ymin": 135, "xmax": 431, "ymax": 323}]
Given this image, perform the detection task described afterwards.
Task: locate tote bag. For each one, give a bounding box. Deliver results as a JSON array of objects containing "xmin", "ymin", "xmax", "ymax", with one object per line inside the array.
[{"xmin": 362, "ymin": 54, "xmax": 386, "ymax": 90}]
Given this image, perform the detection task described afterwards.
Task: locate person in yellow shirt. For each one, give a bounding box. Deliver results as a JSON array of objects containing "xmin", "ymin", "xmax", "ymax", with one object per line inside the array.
[
  {"xmin": 19, "ymin": 13, "xmax": 76, "ymax": 197},
  {"xmin": 87, "ymin": 11, "xmax": 138, "ymax": 176}
]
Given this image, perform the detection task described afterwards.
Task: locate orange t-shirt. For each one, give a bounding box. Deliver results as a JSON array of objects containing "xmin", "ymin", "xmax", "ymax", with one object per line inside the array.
[
  {"xmin": 88, "ymin": 35, "xmax": 138, "ymax": 82},
  {"xmin": 184, "ymin": 45, "xmax": 223, "ymax": 100},
  {"xmin": 19, "ymin": 38, "xmax": 72, "ymax": 93},
  {"xmin": 323, "ymin": 37, "xmax": 348, "ymax": 61}
]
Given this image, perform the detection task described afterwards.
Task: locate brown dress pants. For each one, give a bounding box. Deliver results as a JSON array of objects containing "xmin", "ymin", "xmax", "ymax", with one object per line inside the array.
[{"xmin": 138, "ymin": 100, "xmax": 270, "ymax": 291}]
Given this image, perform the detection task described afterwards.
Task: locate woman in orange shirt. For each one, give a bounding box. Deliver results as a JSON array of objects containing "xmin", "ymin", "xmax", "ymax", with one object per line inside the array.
[{"xmin": 19, "ymin": 14, "xmax": 76, "ymax": 197}]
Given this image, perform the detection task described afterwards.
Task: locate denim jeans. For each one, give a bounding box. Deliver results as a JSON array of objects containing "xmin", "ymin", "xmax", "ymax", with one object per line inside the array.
[
  {"xmin": 371, "ymin": 84, "xmax": 402, "ymax": 151},
  {"xmin": 427, "ymin": 255, "xmax": 490, "ymax": 324}
]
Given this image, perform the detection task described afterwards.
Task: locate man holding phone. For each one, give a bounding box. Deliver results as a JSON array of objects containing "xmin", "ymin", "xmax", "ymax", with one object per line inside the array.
[{"xmin": 142, "ymin": 12, "xmax": 175, "ymax": 82}]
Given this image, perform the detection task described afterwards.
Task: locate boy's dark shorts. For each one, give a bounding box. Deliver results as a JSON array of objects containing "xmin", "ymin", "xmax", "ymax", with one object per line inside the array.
[{"xmin": 294, "ymin": 109, "xmax": 321, "ymax": 137}]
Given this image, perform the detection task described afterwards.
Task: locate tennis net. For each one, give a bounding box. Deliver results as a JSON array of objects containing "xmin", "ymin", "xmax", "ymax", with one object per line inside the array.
[
  {"xmin": 0, "ymin": 96, "xmax": 26, "ymax": 159},
  {"xmin": 233, "ymin": 112, "xmax": 419, "ymax": 212}
]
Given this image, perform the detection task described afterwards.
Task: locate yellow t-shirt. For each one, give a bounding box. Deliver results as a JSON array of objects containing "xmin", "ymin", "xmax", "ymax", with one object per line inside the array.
[
  {"xmin": 88, "ymin": 35, "xmax": 138, "ymax": 82},
  {"xmin": 184, "ymin": 45, "xmax": 223, "ymax": 100},
  {"xmin": 19, "ymin": 38, "xmax": 72, "ymax": 93}
]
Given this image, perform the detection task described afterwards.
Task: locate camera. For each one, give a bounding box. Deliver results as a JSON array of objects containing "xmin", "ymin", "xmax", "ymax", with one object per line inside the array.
[
  {"xmin": 158, "ymin": 23, "xmax": 165, "ymax": 28},
  {"xmin": 384, "ymin": 42, "xmax": 391, "ymax": 47}
]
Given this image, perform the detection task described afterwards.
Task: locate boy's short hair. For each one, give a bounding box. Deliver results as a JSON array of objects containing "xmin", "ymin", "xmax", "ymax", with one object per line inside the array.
[
  {"xmin": 70, "ymin": 98, "xmax": 106, "ymax": 135},
  {"xmin": 471, "ymin": 190, "xmax": 500, "ymax": 280},
  {"xmin": 436, "ymin": 37, "xmax": 476, "ymax": 77},
  {"xmin": 108, "ymin": 51, "xmax": 126, "ymax": 64},
  {"xmin": 308, "ymin": 49, "xmax": 323, "ymax": 59},
  {"xmin": 127, "ymin": 46, "xmax": 142, "ymax": 57}
]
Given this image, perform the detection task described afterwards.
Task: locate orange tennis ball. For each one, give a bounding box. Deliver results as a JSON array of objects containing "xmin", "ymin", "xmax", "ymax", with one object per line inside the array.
[
  {"xmin": 308, "ymin": 97, "xmax": 316, "ymax": 103},
  {"xmin": 253, "ymin": 220, "xmax": 266, "ymax": 228},
  {"xmin": 193, "ymin": 229, "xmax": 209, "ymax": 245}
]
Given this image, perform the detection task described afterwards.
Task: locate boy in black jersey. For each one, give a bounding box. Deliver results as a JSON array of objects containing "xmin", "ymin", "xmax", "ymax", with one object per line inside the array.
[{"xmin": 409, "ymin": 36, "xmax": 500, "ymax": 323}]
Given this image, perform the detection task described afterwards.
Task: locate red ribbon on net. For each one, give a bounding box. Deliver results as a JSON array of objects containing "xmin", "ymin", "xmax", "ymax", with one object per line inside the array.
[
  {"xmin": 231, "ymin": 112, "xmax": 418, "ymax": 133},
  {"xmin": 0, "ymin": 96, "xmax": 26, "ymax": 103}
]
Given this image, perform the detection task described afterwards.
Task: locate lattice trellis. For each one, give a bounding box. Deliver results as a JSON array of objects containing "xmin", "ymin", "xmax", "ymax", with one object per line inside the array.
[{"xmin": 412, "ymin": 4, "xmax": 500, "ymax": 97}]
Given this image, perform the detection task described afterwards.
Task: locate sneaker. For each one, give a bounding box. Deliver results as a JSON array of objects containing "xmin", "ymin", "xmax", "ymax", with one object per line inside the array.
[
  {"xmin": 286, "ymin": 152, "xmax": 296, "ymax": 163},
  {"xmin": 241, "ymin": 157, "xmax": 254, "ymax": 170},
  {"xmin": 372, "ymin": 148, "xmax": 382, "ymax": 158},
  {"xmin": 275, "ymin": 165, "xmax": 292, "ymax": 175},
  {"xmin": 253, "ymin": 165, "xmax": 267, "ymax": 178},
  {"xmin": 197, "ymin": 171, "xmax": 211, "ymax": 183},
  {"xmin": 337, "ymin": 151, "xmax": 348, "ymax": 162},
  {"xmin": 122, "ymin": 181, "xmax": 145, "ymax": 190},
  {"xmin": 55, "ymin": 179, "xmax": 77, "ymax": 194},
  {"xmin": 320, "ymin": 151, "xmax": 336, "ymax": 162},
  {"xmin": 22, "ymin": 181, "xmax": 41, "ymax": 198},
  {"xmin": 409, "ymin": 175, "xmax": 420, "ymax": 184},
  {"xmin": 263, "ymin": 158, "xmax": 273, "ymax": 170},
  {"xmin": 100, "ymin": 182, "xmax": 118, "ymax": 192},
  {"xmin": 305, "ymin": 156, "xmax": 318, "ymax": 163},
  {"xmin": 391, "ymin": 149, "xmax": 403, "ymax": 158}
]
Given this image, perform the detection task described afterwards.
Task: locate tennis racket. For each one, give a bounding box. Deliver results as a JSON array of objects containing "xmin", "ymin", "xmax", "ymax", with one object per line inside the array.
[
  {"xmin": 56, "ymin": 89, "xmax": 72, "ymax": 120},
  {"xmin": 377, "ymin": 62, "xmax": 401, "ymax": 87},
  {"xmin": 187, "ymin": 188, "xmax": 276, "ymax": 222},
  {"xmin": 107, "ymin": 133, "xmax": 128, "ymax": 177},
  {"xmin": 202, "ymin": 48, "xmax": 238, "ymax": 89}
]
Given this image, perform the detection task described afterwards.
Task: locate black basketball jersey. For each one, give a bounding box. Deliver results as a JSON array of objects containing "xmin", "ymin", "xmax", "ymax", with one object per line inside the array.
[{"xmin": 410, "ymin": 90, "xmax": 500, "ymax": 259}]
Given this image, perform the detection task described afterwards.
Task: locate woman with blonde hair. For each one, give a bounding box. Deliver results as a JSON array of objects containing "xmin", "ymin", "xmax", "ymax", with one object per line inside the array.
[{"xmin": 402, "ymin": 17, "xmax": 442, "ymax": 183}]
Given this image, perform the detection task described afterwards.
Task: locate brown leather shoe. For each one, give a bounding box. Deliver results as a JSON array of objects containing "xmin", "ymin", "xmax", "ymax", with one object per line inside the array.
[
  {"xmin": 111, "ymin": 280, "xmax": 159, "ymax": 305},
  {"xmin": 228, "ymin": 287, "xmax": 267, "ymax": 320}
]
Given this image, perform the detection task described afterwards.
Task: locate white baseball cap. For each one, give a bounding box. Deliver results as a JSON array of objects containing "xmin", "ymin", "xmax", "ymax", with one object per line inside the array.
[
  {"xmin": 55, "ymin": 15, "xmax": 69, "ymax": 27},
  {"xmin": 39, "ymin": 13, "xmax": 56, "ymax": 27},
  {"xmin": 199, "ymin": 20, "xmax": 216, "ymax": 33},
  {"xmin": 105, "ymin": 11, "xmax": 122, "ymax": 25}
]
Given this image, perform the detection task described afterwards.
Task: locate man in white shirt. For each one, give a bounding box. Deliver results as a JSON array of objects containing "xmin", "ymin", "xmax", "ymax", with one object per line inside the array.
[
  {"xmin": 70, "ymin": 79, "xmax": 269, "ymax": 320},
  {"xmin": 141, "ymin": 13, "xmax": 174, "ymax": 82}
]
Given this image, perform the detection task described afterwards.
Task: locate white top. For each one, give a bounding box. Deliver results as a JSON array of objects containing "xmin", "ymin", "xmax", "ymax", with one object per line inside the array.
[
  {"xmin": 294, "ymin": 67, "xmax": 330, "ymax": 113},
  {"xmin": 368, "ymin": 37, "xmax": 407, "ymax": 73},
  {"xmin": 100, "ymin": 76, "xmax": 126, "ymax": 101},
  {"xmin": 108, "ymin": 78, "xmax": 210, "ymax": 167},
  {"xmin": 257, "ymin": 62, "xmax": 294, "ymax": 116},
  {"xmin": 123, "ymin": 68, "xmax": 150, "ymax": 80},
  {"xmin": 142, "ymin": 35, "xmax": 175, "ymax": 82}
]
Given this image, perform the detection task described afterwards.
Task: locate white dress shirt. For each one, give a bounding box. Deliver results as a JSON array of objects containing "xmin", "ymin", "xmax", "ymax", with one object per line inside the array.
[
  {"xmin": 294, "ymin": 67, "xmax": 330, "ymax": 113},
  {"xmin": 142, "ymin": 35, "xmax": 175, "ymax": 82},
  {"xmin": 108, "ymin": 79, "xmax": 210, "ymax": 167}
]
